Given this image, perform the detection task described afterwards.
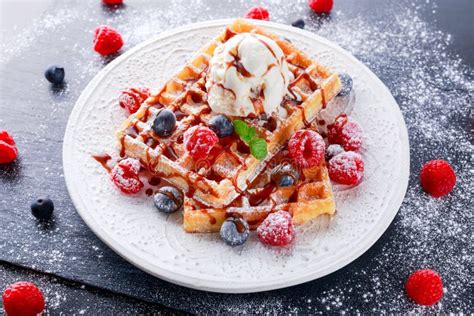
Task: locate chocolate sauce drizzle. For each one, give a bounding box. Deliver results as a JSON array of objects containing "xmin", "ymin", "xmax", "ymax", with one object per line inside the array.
[{"xmin": 108, "ymin": 26, "xmax": 330, "ymax": 217}]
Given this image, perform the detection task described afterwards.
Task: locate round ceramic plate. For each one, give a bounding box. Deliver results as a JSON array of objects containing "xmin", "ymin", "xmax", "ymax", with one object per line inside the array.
[{"xmin": 63, "ymin": 20, "xmax": 409, "ymax": 293}]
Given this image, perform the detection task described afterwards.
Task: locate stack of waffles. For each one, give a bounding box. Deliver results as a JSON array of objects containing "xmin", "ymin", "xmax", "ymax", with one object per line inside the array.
[{"xmin": 116, "ymin": 19, "xmax": 341, "ymax": 233}]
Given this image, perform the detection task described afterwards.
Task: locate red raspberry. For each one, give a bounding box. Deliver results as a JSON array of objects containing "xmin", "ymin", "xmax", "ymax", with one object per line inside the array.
[
  {"xmin": 0, "ymin": 130, "xmax": 18, "ymax": 164},
  {"xmin": 184, "ymin": 126, "xmax": 218, "ymax": 160},
  {"xmin": 110, "ymin": 158, "xmax": 143, "ymax": 194},
  {"xmin": 102, "ymin": 0, "xmax": 123, "ymax": 5},
  {"xmin": 257, "ymin": 211, "xmax": 295, "ymax": 246},
  {"xmin": 420, "ymin": 160, "xmax": 456, "ymax": 198},
  {"xmin": 327, "ymin": 114, "xmax": 362, "ymax": 151},
  {"xmin": 405, "ymin": 269, "xmax": 443, "ymax": 306},
  {"xmin": 244, "ymin": 6, "xmax": 270, "ymax": 21},
  {"xmin": 308, "ymin": 0, "xmax": 333, "ymax": 14},
  {"xmin": 119, "ymin": 87, "xmax": 150, "ymax": 114},
  {"xmin": 2, "ymin": 281, "xmax": 45, "ymax": 316},
  {"xmin": 328, "ymin": 151, "xmax": 364, "ymax": 185},
  {"xmin": 93, "ymin": 25, "xmax": 124, "ymax": 56},
  {"xmin": 288, "ymin": 129, "xmax": 326, "ymax": 169}
]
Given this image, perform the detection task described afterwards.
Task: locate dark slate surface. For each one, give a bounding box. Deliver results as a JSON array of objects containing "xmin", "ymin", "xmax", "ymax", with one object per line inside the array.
[
  {"xmin": 1, "ymin": 0, "xmax": 472, "ymax": 313},
  {"xmin": 0, "ymin": 261, "xmax": 179, "ymax": 315}
]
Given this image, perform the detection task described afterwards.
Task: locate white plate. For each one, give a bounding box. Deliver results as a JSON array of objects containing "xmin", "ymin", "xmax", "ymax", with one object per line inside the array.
[{"xmin": 63, "ymin": 20, "xmax": 409, "ymax": 293}]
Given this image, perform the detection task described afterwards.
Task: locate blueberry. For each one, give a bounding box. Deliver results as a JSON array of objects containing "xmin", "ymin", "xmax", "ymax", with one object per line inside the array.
[
  {"xmin": 153, "ymin": 186, "xmax": 183, "ymax": 213},
  {"xmin": 44, "ymin": 66, "xmax": 65, "ymax": 85},
  {"xmin": 326, "ymin": 144, "xmax": 344, "ymax": 161},
  {"xmin": 209, "ymin": 115, "xmax": 234, "ymax": 138},
  {"xmin": 278, "ymin": 174, "xmax": 295, "ymax": 187},
  {"xmin": 291, "ymin": 19, "xmax": 305, "ymax": 29},
  {"xmin": 338, "ymin": 73, "xmax": 353, "ymax": 97},
  {"xmin": 220, "ymin": 217, "xmax": 249, "ymax": 246},
  {"xmin": 152, "ymin": 109, "xmax": 176, "ymax": 137},
  {"xmin": 271, "ymin": 163, "xmax": 299, "ymax": 187},
  {"xmin": 31, "ymin": 197, "xmax": 54, "ymax": 220}
]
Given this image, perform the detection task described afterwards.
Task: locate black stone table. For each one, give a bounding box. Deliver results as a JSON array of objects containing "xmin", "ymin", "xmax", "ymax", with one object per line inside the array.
[{"xmin": 1, "ymin": 0, "xmax": 472, "ymax": 314}]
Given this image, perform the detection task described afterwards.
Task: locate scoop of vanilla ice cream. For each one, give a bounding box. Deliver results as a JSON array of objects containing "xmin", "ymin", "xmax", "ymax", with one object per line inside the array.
[{"xmin": 205, "ymin": 33, "xmax": 292, "ymax": 117}]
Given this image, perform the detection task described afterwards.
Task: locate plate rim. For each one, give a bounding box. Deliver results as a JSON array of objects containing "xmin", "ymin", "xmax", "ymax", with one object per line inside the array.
[{"xmin": 63, "ymin": 19, "xmax": 410, "ymax": 293}]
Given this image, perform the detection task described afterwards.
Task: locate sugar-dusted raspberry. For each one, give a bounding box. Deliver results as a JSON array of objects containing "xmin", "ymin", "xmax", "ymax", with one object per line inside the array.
[
  {"xmin": 2, "ymin": 281, "xmax": 45, "ymax": 316},
  {"xmin": 328, "ymin": 151, "xmax": 364, "ymax": 185},
  {"xmin": 327, "ymin": 114, "xmax": 362, "ymax": 151},
  {"xmin": 244, "ymin": 6, "xmax": 270, "ymax": 21},
  {"xmin": 325, "ymin": 144, "xmax": 344, "ymax": 161},
  {"xmin": 420, "ymin": 160, "xmax": 456, "ymax": 197},
  {"xmin": 102, "ymin": 0, "xmax": 123, "ymax": 5},
  {"xmin": 308, "ymin": 0, "xmax": 333, "ymax": 14},
  {"xmin": 184, "ymin": 126, "xmax": 218, "ymax": 160},
  {"xmin": 119, "ymin": 87, "xmax": 150, "ymax": 114},
  {"xmin": 0, "ymin": 130, "xmax": 18, "ymax": 164},
  {"xmin": 289, "ymin": 129, "xmax": 326, "ymax": 169},
  {"xmin": 93, "ymin": 25, "xmax": 124, "ymax": 56},
  {"xmin": 257, "ymin": 211, "xmax": 295, "ymax": 247},
  {"xmin": 405, "ymin": 269, "xmax": 443, "ymax": 306},
  {"xmin": 110, "ymin": 158, "xmax": 143, "ymax": 194}
]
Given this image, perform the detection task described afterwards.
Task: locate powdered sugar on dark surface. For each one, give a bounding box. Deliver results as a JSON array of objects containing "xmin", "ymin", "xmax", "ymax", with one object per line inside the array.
[{"xmin": 0, "ymin": 0, "xmax": 472, "ymax": 313}]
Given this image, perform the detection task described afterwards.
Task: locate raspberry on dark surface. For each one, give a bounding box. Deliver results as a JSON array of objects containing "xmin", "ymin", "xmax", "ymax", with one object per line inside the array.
[
  {"xmin": 102, "ymin": 0, "xmax": 123, "ymax": 5},
  {"xmin": 183, "ymin": 126, "xmax": 218, "ymax": 160},
  {"xmin": 0, "ymin": 130, "xmax": 19, "ymax": 164},
  {"xmin": 257, "ymin": 211, "xmax": 295, "ymax": 247},
  {"xmin": 327, "ymin": 114, "xmax": 363, "ymax": 151},
  {"xmin": 110, "ymin": 158, "xmax": 143, "ymax": 194},
  {"xmin": 420, "ymin": 160, "xmax": 456, "ymax": 197},
  {"xmin": 308, "ymin": 0, "xmax": 333, "ymax": 14},
  {"xmin": 244, "ymin": 6, "xmax": 270, "ymax": 21},
  {"xmin": 119, "ymin": 87, "xmax": 150, "ymax": 114},
  {"xmin": 328, "ymin": 151, "xmax": 364, "ymax": 185},
  {"xmin": 2, "ymin": 281, "xmax": 45, "ymax": 316},
  {"xmin": 93, "ymin": 25, "xmax": 124, "ymax": 56},
  {"xmin": 405, "ymin": 269, "xmax": 444, "ymax": 306},
  {"xmin": 288, "ymin": 129, "xmax": 326, "ymax": 169}
]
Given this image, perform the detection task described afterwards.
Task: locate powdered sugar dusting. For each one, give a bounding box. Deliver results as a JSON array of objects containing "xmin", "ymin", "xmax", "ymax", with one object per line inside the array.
[{"xmin": 1, "ymin": 0, "xmax": 472, "ymax": 313}]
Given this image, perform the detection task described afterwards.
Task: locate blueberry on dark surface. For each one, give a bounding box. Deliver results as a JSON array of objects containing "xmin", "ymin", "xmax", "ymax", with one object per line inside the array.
[
  {"xmin": 338, "ymin": 73, "xmax": 353, "ymax": 97},
  {"xmin": 326, "ymin": 144, "xmax": 344, "ymax": 161},
  {"xmin": 153, "ymin": 186, "xmax": 183, "ymax": 214},
  {"xmin": 271, "ymin": 163, "xmax": 299, "ymax": 187},
  {"xmin": 31, "ymin": 197, "xmax": 54, "ymax": 220},
  {"xmin": 291, "ymin": 19, "xmax": 305, "ymax": 29},
  {"xmin": 152, "ymin": 109, "xmax": 176, "ymax": 137},
  {"xmin": 209, "ymin": 115, "xmax": 234, "ymax": 138},
  {"xmin": 220, "ymin": 217, "xmax": 250, "ymax": 246},
  {"xmin": 44, "ymin": 66, "xmax": 65, "ymax": 85}
]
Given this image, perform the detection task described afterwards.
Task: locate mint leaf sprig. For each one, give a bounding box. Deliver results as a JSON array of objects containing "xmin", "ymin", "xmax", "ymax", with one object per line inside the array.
[{"xmin": 233, "ymin": 120, "xmax": 268, "ymax": 160}]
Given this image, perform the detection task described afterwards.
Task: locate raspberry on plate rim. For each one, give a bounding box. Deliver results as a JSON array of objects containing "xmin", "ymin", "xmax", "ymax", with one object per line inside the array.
[
  {"xmin": 257, "ymin": 211, "xmax": 295, "ymax": 247},
  {"xmin": 110, "ymin": 158, "xmax": 144, "ymax": 194},
  {"xmin": 327, "ymin": 113, "xmax": 363, "ymax": 152},
  {"xmin": 119, "ymin": 87, "xmax": 150, "ymax": 114},
  {"xmin": 328, "ymin": 151, "xmax": 364, "ymax": 185}
]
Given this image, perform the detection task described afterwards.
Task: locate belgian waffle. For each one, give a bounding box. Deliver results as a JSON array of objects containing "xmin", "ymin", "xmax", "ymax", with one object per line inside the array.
[
  {"xmin": 117, "ymin": 19, "xmax": 341, "ymax": 208},
  {"xmin": 183, "ymin": 126, "xmax": 336, "ymax": 233}
]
